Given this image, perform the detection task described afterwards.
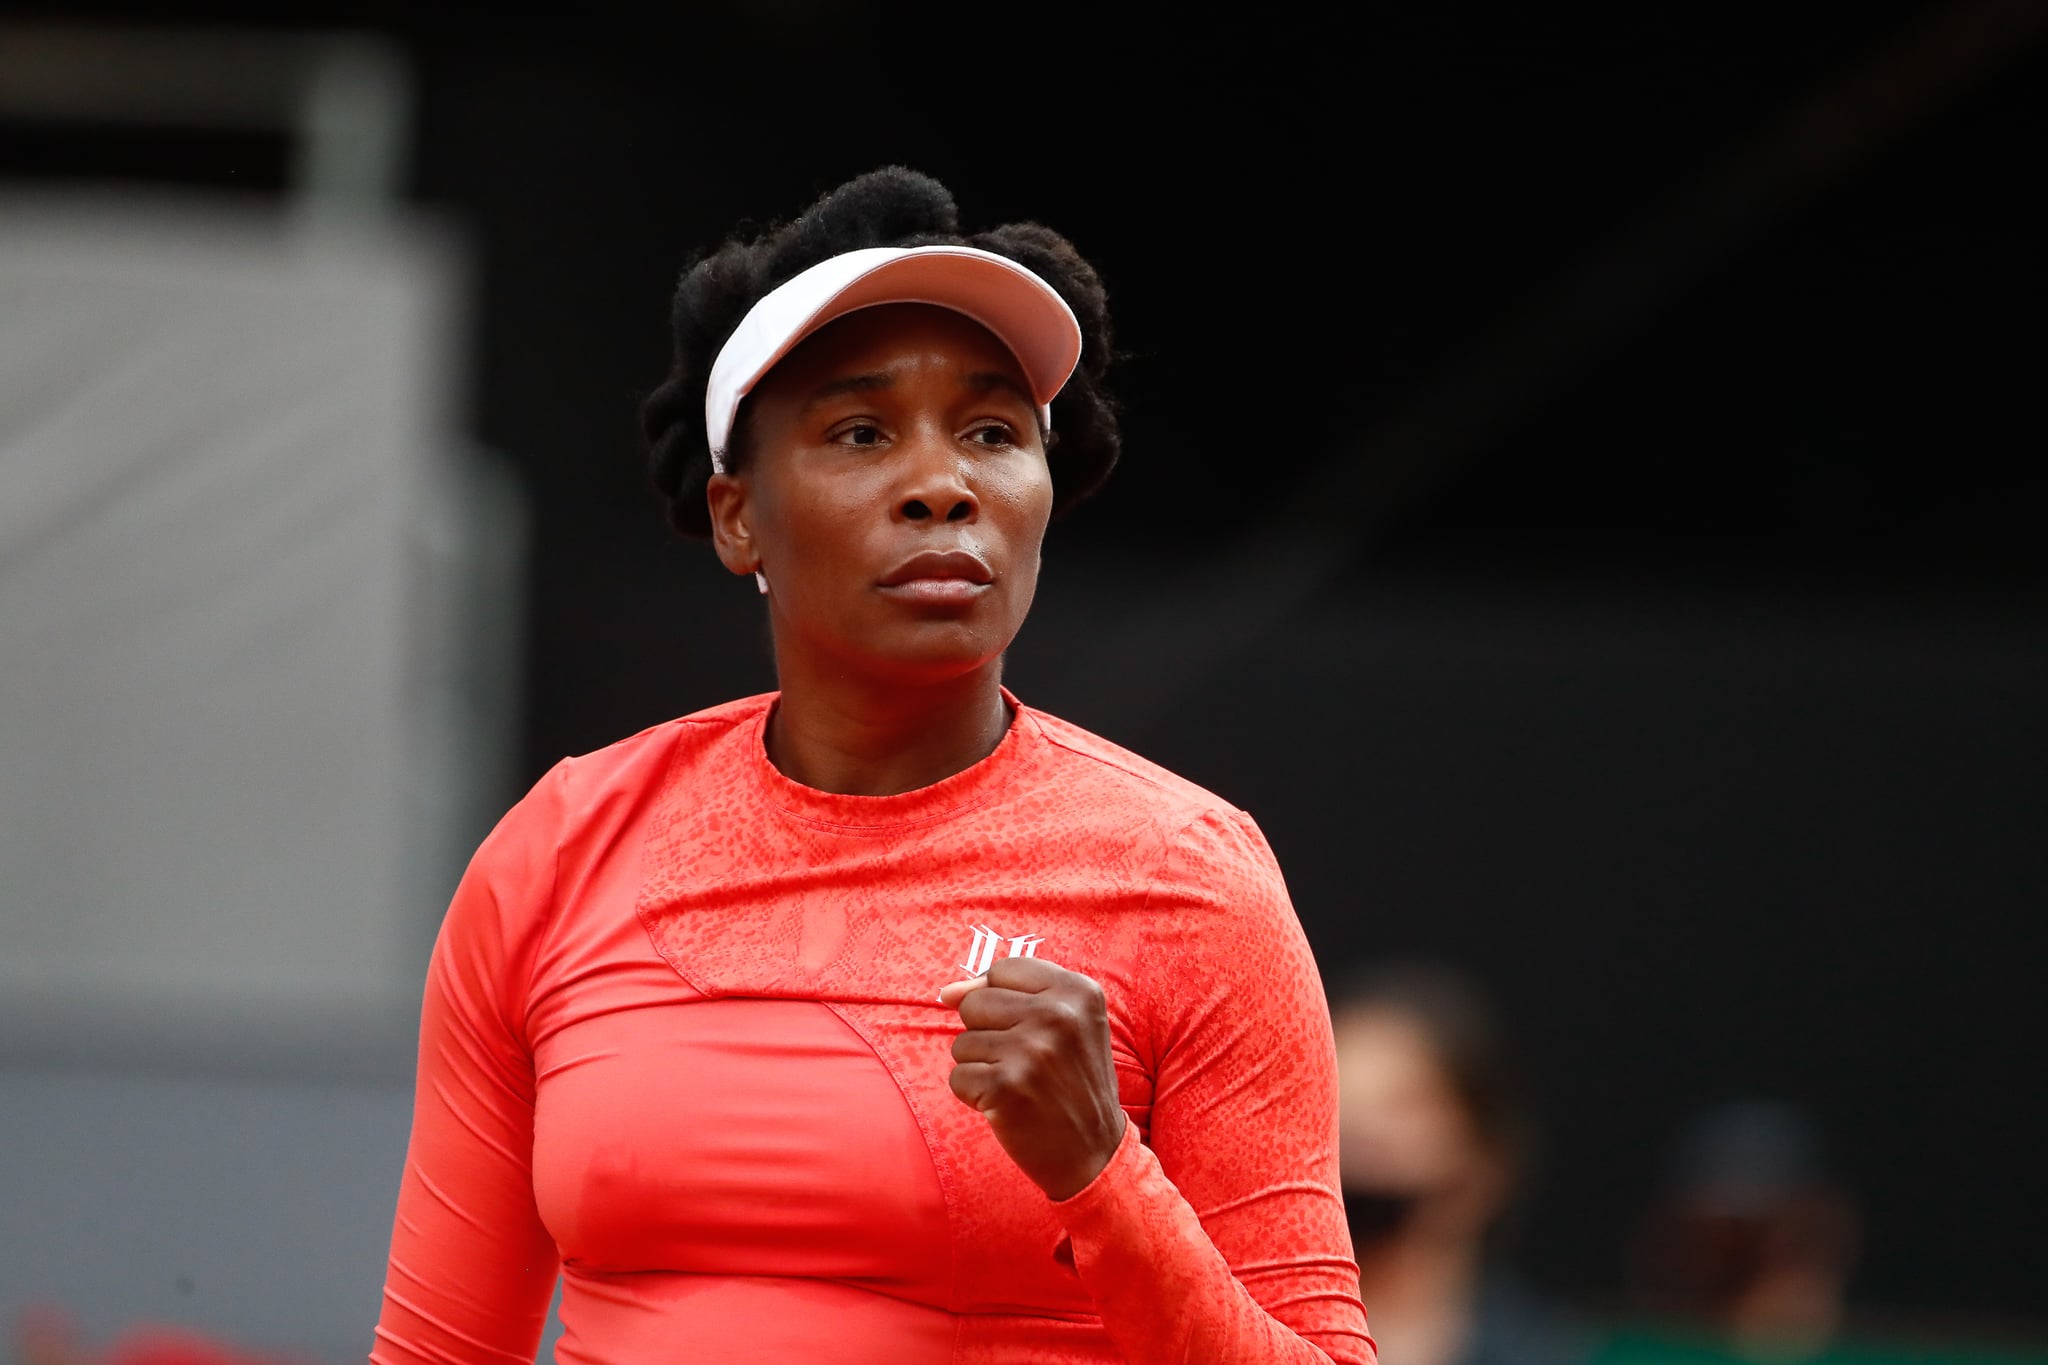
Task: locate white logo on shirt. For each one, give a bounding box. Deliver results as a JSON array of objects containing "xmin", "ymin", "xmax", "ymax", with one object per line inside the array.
[{"xmin": 959, "ymin": 923, "xmax": 1045, "ymax": 976}]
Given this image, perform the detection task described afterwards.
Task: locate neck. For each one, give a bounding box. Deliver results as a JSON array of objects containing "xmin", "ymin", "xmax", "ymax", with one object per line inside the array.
[{"xmin": 765, "ymin": 656, "xmax": 1012, "ymax": 796}]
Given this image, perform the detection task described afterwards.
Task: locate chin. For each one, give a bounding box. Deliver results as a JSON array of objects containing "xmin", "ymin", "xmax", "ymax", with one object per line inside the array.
[{"xmin": 863, "ymin": 623, "xmax": 1014, "ymax": 687}]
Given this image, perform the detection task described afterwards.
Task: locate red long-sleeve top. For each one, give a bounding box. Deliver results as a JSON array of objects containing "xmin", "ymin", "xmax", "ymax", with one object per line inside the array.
[{"xmin": 371, "ymin": 691, "xmax": 1374, "ymax": 1364}]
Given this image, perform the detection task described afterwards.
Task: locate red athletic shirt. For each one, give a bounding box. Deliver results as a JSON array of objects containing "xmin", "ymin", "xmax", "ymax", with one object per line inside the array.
[{"xmin": 370, "ymin": 691, "xmax": 1374, "ymax": 1365}]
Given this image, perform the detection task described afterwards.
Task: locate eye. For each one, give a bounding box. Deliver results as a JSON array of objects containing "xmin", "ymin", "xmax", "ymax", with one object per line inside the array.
[
  {"xmin": 967, "ymin": 422, "xmax": 1018, "ymax": 447},
  {"xmin": 833, "ymin": 421, "xmax": 884, "ymax": 447}
]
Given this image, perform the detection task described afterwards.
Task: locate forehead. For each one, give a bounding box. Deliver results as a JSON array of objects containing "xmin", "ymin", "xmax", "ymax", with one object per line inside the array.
[
  {"xmin": 756, "ymin": 302, "xmax": 1033, "ymax": 398},
  {"xmin": 1335, "ymin": 1010, "xmax": 1454, "ymax": 1100}
]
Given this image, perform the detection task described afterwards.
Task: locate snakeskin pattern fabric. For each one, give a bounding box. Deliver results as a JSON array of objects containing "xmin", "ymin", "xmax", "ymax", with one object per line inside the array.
[{"xmin": 371, "ymin": 691, "xmax": 1374, "ymax": 1364}]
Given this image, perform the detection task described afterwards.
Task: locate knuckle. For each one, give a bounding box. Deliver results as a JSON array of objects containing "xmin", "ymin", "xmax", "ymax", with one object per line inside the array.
[
  {"xmin": 1071, "ymin": 975, "xmax": 1107, "ymax": 1014},
  {"xmin": 1021, "ymin": 1030, "xmax": 1060, "ymax": 1070}
]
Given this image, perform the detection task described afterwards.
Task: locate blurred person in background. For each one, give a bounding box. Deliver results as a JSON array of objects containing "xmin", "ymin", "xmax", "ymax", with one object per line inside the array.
[
  {"xmin": 1333, "ymin": 960, "xmax": 1590, "ymax": 1365},
  {"xmin": 1622, "ymin": 1099, "xmax": 1860, "ymax": 1360},
  {"xmin": 1592, "ymin": 1100, "xmax": 2046, "ymax": 1365}
]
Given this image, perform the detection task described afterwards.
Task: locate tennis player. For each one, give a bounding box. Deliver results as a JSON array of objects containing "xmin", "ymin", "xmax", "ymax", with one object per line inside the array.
[{"xmin": 369, "ymin": 166, "xmax": 1373, "ymax": 1365}]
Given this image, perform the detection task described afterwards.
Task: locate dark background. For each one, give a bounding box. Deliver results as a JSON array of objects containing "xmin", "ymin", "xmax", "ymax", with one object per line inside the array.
[{"xmin": 10, "ymin": 0, "xmax": 2045, "ymax": 1339}]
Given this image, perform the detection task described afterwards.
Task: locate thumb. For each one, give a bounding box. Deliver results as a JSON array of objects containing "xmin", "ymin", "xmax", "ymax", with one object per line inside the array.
[{"xmin": 937, "ymin": 975, "xmax": 987, "ymax": 1007}]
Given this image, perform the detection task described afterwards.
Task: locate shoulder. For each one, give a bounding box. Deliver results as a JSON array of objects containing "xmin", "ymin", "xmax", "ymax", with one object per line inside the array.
[
  {"xmin": 1017, "ymin": 704, "xmax": 1288, "ymax": 908},
  {"xmin": 551, "ymin": 693, "xmax": 770, "ymax": 794},
  {"xmin": 1021, "ymin": 705, "xmax": 1254, "ymax": 834},
  {"xmin": 466, "ymin": 693, "xmax": 773, "ymax": 887},
  {"xmin": 529, "ymin": 691, "xmax": 773, "ymax": 821},
  {"xmin": 439, "ymin": 694, "xmax": 775, "ymax": 958}
]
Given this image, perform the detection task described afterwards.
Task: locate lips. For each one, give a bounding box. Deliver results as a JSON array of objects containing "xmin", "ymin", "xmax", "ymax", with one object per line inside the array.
[{"xmin": 879, "ymin": 549, "xmax": 995, "ymax": 588}]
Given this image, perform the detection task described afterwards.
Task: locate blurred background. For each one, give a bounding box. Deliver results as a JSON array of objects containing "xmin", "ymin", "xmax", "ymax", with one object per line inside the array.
[{"xmin": 1, "ymin": 1, "xmax": 2043, "ymax": 1362}]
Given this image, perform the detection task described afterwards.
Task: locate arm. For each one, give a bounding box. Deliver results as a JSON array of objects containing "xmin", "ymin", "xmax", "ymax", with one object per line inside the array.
[
  {"xmin": 1056, "ymin": 809, "xmax": 1373, "ymax": 1364},
  {"xmin": 369, "ymin": 769, "xmax": 567, "ymax": 1365},
  {"xmin": 946, "ymin": 809, "xmax": 1374, "ymax": 1364}
]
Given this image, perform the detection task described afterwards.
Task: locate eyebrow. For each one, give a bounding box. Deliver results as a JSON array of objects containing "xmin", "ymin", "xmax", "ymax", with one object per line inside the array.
[
  {"xmin": 799, "ymin": 370, "xmax": 1036, "ymax": 410},
  {"xmin": 962, "ymin": 371, "xmax": 1036, "ymax": 407},
  {"xmin": 801, "ymin": 373, "xmax": 893, "ymax": 407}
]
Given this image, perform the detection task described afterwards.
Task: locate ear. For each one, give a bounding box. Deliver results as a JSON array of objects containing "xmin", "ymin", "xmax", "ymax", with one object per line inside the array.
[{"xmin": 706, "ymin": 472, "xmax": 760, "ymax": 579}]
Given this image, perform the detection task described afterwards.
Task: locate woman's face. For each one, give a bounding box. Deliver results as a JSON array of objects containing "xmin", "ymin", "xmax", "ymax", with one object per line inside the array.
[
  {"xmin": 708, "ymin": 303, "xmax": 1055, "ymax": 688},
  {"xmin": 1335, "ymin": 1006, "xmax": 1508, "ymax": 1251}
]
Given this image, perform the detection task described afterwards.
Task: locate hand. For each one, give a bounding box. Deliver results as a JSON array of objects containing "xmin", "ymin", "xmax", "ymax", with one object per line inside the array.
[{"xmin": 941, "ymin": 956, "xmax": 1129, "ymax": 1201}]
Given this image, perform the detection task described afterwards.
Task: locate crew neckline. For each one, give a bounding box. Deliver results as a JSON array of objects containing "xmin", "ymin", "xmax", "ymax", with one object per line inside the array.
[{"xmin": 744, "ymin": 686, "xmax": 1037, "ymax": 832}]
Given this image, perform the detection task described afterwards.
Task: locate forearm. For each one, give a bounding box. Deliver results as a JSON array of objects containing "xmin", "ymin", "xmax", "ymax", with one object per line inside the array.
[{"xmin": 1054, "ymin": 1124, "xmax": 1377, "ymax": 1365}]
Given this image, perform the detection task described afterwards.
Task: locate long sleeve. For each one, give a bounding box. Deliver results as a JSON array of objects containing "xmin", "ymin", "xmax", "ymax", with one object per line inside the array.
[
  {"xmin": 370, "ymin": 768, "xmax": 567, "ymax": 1365},
  {"xmin": 1052, "ymin": 809, "xmax": 1376, "ymax": 1365}
]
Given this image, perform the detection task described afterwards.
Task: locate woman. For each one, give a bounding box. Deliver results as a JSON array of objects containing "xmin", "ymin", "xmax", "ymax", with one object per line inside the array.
[
  {"xmin": 370, "ymin": 166, "xmax": 1372, "ymax": 1365},
  {"xmin": 1333, "ymin": 961, "xmax": 1584, "ymax": 1365}
]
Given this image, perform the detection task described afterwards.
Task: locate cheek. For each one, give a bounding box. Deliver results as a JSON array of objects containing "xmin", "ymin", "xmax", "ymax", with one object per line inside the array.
[
  {"xmin": 756, "ymin": 472, "xmax": 862, "ymax": 571},
  {"xmin": 989, "ymin": 469, "xmax": 1052, "ymax": 603},
  {"xmin": 990, "ymin": 455, "xmax": 1056, "ymax": 537}
]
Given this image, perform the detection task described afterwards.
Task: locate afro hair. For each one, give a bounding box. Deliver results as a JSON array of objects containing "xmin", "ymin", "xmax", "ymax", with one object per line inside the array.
[{"xmin": 640, "ymin": 166, "xmax": 1120, "ymax": 539}]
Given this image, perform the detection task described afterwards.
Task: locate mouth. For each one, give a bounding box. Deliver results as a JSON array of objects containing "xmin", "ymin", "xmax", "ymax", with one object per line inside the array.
[{"xmin": 878, "ymin": 549, "xmax": 996, "ymax": 606}]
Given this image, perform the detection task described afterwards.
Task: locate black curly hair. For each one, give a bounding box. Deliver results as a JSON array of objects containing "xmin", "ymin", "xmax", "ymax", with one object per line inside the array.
[{"xmin": 640, "ymin": 166, "xmax": 1120, "ymax": 540}]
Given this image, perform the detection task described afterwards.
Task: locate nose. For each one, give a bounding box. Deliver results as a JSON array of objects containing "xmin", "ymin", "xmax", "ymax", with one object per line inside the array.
[{"xmin": 894, "ymin": 430, "xmax": 978, "ymax": 525}]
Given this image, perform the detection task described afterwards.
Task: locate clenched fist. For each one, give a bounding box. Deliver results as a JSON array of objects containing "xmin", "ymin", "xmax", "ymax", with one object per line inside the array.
[{"xmin": 939, "ymin": 956, "xmax": 1129, "ymax": 1201}]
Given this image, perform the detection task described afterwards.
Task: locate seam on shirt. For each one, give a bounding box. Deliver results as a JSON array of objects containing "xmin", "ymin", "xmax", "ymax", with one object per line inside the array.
[
  {"xmin": 671, "ymin": 708, "xmax": 759, "ymax": 733},
  {"xmin": 628, "ymin": 724, "xmax": 730, "ymax": 1000},
  {"xmin": 1031, "ymin": 723, "xmax": 1237, "ymax": 809},
  {"xmin": 766, "ymin": 812, "xmax": 993, "ymax": 837},
  {"xmin": 553, "ymin": 702, "xmax": 755, "ymax": 769},
  {"xmin": 760, "ymin": 796, "xmax": 1016, "ymax": 836},
  {"xmin": 1126, "ymin": 806, "xmax": 1231, "ymax": 1072},
  {"xmin": 517, "ymin": 759, "xmax": 574, "ymax": 1054},
  {"xmin": 759, "ymin": 707, "xmax": 1031, "ymax": 834},
  {"xmin": 818, "ymin": 1000, "xmax": 966, "ymax": 1321}
]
